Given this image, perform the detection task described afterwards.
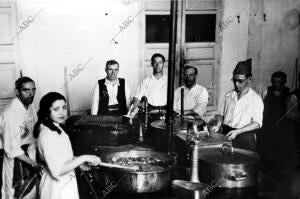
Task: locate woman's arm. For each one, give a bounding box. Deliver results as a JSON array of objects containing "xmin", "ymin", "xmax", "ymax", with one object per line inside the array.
[
  {"xmin": 58, "ymin": 155, "xmax": 100, "ymax": 176},
  {"xmin": 39, "ymin": 129, "xmax": 101, "ymax": 178}
]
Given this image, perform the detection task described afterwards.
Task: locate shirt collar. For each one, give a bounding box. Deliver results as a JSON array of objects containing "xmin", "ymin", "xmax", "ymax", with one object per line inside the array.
[
  {"xmin": 151, "ymin": 74, "xmax": 166, "ymax": 81},
  {"xmin": 230, "ymin": 87, "xmax": 252, "ymax": 100},
  {"xmin": 184, "ymin": 83, "xmax": 197, "ymax": 91},
  {"xmin": 105, "ymin": 78, "xmax": 119, "ymax": 86},
  {"xmin": 14, "ymin": 97, "xmax": 30, "ymax": 112}
]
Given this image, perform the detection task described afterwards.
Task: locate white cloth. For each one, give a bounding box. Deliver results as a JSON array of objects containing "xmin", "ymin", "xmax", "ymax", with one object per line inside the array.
[
  {"xmin": 0, "ymin": 97, "xmax": 37, "ymax": 199},
  {"xmin": 222, "ymin": 88, "xmax": 264, "ymax": 129},
  {"xmin": 37, "ymin": 124, "xmax": 79, "ymax": 199},
  {"xmin": 174, "ymin": 84, "xmax": 209, "ymax": 117},
  {"xmin": 262, "ymin": 89, "xmax": 268, "ymax": 100},
  {"xmin": 91, "ymin": 78, "xmax": 131, "ymax": 115},
  {"xmin": 135, "ymin": 74, "xmax": 168, "ymax": 106}
]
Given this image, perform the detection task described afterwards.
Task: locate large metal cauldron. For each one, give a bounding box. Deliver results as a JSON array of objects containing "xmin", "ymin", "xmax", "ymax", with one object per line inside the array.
[
  {"xmin": 99, "ymin": 150, "xmax": 176, "ymax": 193},
  {"xmin": 197, "ymin": 145, "xmax": 260, "ymax": 189},
  {"xmin": 67, "ymin": 115, "xmax": 139, "ymax": 148}
]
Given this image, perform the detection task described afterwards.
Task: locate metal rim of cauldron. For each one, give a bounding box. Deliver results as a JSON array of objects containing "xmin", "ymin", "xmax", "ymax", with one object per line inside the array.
[
  {"xmin": 197, "ymin": 146, "xmax": 260, "ymax": 189},
  {"xmin": 98, "ymin": 150, "xmax": 177, "ymax": 193},
  {"xmin": 100, "ymin": 150, "xmax": 176, "ymax": 174}
]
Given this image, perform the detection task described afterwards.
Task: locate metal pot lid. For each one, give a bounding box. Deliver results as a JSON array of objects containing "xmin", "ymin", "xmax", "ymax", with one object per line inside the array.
[
  {"xmin": 74, "ymin": 115, "xmax": 123, "ymax": 126},
  {"xmin": 194, "ymin": 132, "xmax": 231, "ymax": 147},
  {"xmin": 150, "ymin": 119, "xmax": 182, "ymax": 130},
  {"xmin": 172, "ymin": 180, "xmax": 208, "ymax": 191},
  {"xmin": 198, "ymin": 147, "xmax": 259, "ymax": 164},
  {"xmin": 151, "ymin": 118, "xmax": 203, "ymax": 130}
]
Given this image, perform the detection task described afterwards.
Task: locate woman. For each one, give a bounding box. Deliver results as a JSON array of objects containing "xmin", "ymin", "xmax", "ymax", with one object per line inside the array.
[{"xmin": 33, "ymin": 92, "xmax": 101, "ymax": 199}]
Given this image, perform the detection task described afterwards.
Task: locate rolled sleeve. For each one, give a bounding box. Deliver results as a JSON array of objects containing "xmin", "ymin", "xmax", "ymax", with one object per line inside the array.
[
  {"xmin": 134, "ymin": 79, "xmax": 147, "ymax": 100},
  {"xmin": 91, "ymin": 84, "xmax": 99, "ymax": 115},
  {"xmin": 2, "ymin": 115, "xmax": 24, "ymax": 159},
  {"xmin": 173, "ymin": 88, "xmax": 181, "ymax": 113},
  {"xmin": 125, "ymin": 82, "xmax": 131, "ymax": 108},
  {"xmin": 251, "ymin": 96, "xmax": 264, "ymax": 127},
  {"xmin": 194, "ymin": 88, "xmax": 209, "ymax": 116}
]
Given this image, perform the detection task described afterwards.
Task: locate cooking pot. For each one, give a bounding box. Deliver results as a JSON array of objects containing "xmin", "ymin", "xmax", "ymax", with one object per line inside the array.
[
  {"xmin": 197, "ymin": 144, "xmax": 260, "ymax": 189},
  {"xmin": 98, "ymin": 150, "xmax": 176, "ymax": 193}
]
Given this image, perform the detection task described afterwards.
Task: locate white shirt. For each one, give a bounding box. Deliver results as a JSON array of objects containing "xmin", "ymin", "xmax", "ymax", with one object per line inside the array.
[
  {"xmin": 222, "ymin": 88, "xmax": 264, "ymax": 129},
  {"xmin": 37, "ymin": 124, "xmax": 79, "ymax": 199},
  {"xmin": 0, "ymin": 97, "xmax": 36, "ymax": 155},
  {"xmin": 91, "ymin": 78, "xmax": 131, "ymax": 115},
  {"xmin": 174, "ymin": 84, "xmax": 209, "ymax": 117},
  {"xmin": 135, "ymin": 74, "xmax": 168, "ymax": 106},
  {"xmin": 0, "ymin": 97, "xmax": 37, "ymax": 199}
]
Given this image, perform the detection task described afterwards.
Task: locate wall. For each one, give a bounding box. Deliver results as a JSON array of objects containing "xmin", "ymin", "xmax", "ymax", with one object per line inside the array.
[
  {"xmin": 10, "ymin": 0, "xmax": 142, "ymax": 114},
  {"xmin": 2, "ymin": 0, "xmax": 299, "ymax": 113},
  {"xmin": 216, "ymin": 0, "xmax": 250, "ymax": 111},
  {"xmin": 217, "ymin": 0, "xmax": 299, "ymax": 111}
]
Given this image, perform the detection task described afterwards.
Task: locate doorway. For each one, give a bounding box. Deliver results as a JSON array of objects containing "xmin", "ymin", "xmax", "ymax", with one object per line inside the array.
[{"xmin": 141, "ymin": 0, "xmax": 218, "ymax": 109}]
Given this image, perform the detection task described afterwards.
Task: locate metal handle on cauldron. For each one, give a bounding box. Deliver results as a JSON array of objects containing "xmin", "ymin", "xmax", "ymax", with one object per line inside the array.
[
  {"xmin": 227, "ymin": 172, "xmax": 248, "ymax": 181},
  {"xmin": 221, "ymin": 143, "xmax": 258, "ymax": 157},
  {"xmin": 168, "ymin": 152, "xmax": 178, "ymax": 164},
  {"xmin": 221, "ymin": 143, "xmax": 234, "ymax": 154}
]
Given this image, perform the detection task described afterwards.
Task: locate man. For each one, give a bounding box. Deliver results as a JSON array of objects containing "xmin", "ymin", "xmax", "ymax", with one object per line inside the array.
[
  {"xmin": 212, "ymin": 59, "xmax": 264, "ymax": 151},
  {"xmin": 91, "ymin": 60, "xmax": 131, "ymax": 116},
  {"xmin": 287, "ymin": 73, "xmax": 300, "ymax": 166},
  {"xmin": 262, "ymin": 71, "xmax": 290, "ymax": 125},
  {"xmin": 130, "ymin": 53, "xmax": 168, "ymax": 114},
  {"xmin": 174, "ymin": 65, "xmax": 209, "ymax": 118},
  {"xmin": 0, "ymin": 77, "xmax": 42, "ymax": 199},
  {"xmin": 263, "ymin": 71, "xmax": 290, "ymax": 126},
  {"xmin": 260, "ymin": 71, "xmax": 293, "ymax": 179}
]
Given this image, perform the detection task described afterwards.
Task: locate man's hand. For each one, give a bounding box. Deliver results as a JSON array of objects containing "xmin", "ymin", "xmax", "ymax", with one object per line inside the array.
[
  {"xmin": 226, "ymin": 129, "xmax": 241, "ymax": 140},
  {"xmin": 206, "ymin": 114, "xmax": 223, "ymax": 133}
]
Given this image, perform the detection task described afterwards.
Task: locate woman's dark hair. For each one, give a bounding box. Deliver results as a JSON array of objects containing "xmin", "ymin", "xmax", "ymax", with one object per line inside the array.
[{"xmin": 33, "ymin": 92, "xmax": 66, "ymax": 138}]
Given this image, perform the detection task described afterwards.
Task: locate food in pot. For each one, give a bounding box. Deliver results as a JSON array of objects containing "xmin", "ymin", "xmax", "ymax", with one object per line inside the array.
[{"xmin": 108, "ymin": 156, "xmax": 169, "ymax": 172}]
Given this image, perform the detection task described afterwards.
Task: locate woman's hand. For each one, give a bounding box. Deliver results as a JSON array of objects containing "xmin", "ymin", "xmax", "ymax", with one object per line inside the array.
[
  {"xmin": 79, "ymin": 163, "xmax": 91, "ymax": 171},
  {"xmin": 83, "ymin": 155, "xmax": 101, "ymax": 167}
]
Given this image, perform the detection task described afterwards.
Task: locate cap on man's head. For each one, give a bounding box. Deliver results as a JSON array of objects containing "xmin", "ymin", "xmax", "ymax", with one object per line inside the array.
[
  {"xmin": 184, "ymin": 65, "xmax": 198, "ymax": 75},
  {"xmin": 233, "ymin": 58, "xmax": 252, "ymax": 77},
  {"xmin": 15, "ymin": 76, "xmax": 35, "ymax": 90}
]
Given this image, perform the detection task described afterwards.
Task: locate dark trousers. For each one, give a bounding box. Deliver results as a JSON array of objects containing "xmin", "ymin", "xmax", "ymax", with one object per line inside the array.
[{"xmin": 222, "ymin": 125, "xmax": 257, "ymax": 151}]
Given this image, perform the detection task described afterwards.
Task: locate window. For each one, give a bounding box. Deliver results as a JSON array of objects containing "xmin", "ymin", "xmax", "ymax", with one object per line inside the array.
[
  {"xmin": 146, "ymin": 15, "xmax": 170, "ymax": 43},
  {"xmin": 185, "ymin": 14, "xmax": 216, "ymax": 42}
]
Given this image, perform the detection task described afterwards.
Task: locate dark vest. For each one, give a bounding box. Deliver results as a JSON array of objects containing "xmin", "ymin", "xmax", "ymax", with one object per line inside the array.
[
  {"xmin": 97, "ymin": 78, "xmax": 127, "ymax": 115},
  {"xmin": 263, "ymin": 86, "xmax": 290, "ymax": 125}
]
